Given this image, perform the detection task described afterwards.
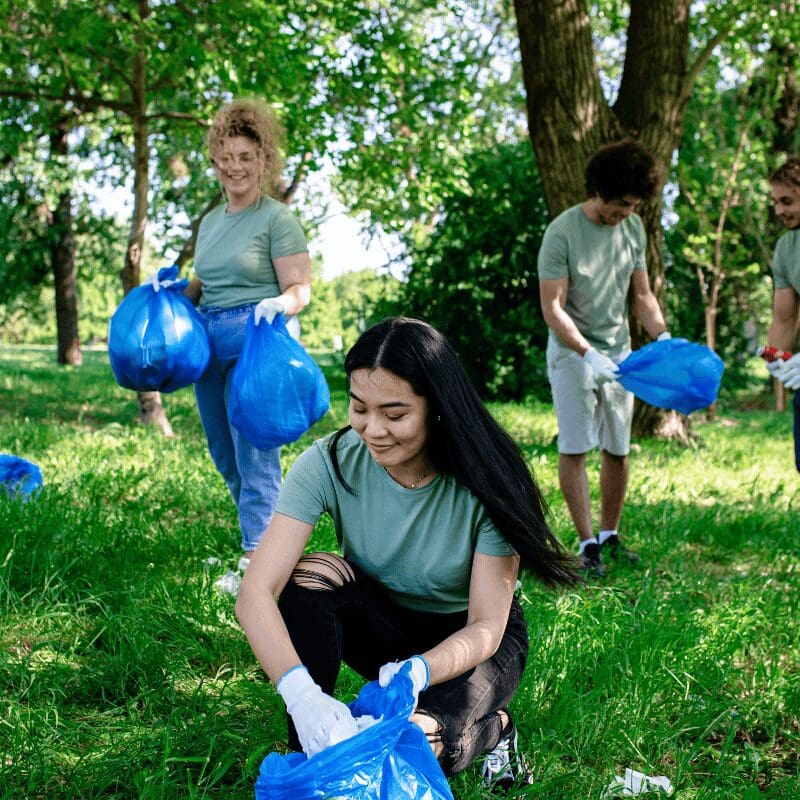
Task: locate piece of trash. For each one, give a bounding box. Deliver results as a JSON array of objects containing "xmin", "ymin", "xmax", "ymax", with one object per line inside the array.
[
  {"xmin": 203, "ymin": 556, "xmax": 223, "ymax": 569},
  {"xmin": 601, "ymin": 768, "xmax": 674, "ymax": 797}
]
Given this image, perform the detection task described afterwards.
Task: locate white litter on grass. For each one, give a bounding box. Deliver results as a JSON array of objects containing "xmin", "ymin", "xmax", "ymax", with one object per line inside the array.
[
  {"xmin": 203, "ymin": 556, "xmax": 223, "ymax": 568},
  {"xmin": 214, "ymin": 569, "xmax": 241, "ymax": 596},
  {"xmin": 601, "ymin": 768, "xmax": 674, "ymax": 798}
]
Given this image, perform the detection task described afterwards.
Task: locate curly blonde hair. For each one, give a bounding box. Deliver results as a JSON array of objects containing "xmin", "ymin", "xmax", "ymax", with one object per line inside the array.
[
  {"xmin": 770, "ymin": 157, "xmax": 800, "ymax": 190},
  {"xmin": 207, "ymin": 98, "xmax": 285, "ymax": 196}
]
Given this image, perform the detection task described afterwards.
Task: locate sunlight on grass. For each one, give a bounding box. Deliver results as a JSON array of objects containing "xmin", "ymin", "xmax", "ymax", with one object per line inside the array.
[{"xmin": 0, "ymin": 345, "xmax": 798, "ymax": 799}]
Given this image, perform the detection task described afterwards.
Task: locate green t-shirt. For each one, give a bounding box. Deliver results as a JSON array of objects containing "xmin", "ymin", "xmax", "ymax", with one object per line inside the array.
[
  {"xmin": 537, "ymin": 203, "xmax": 646, "ymax": 356},
  {"xmin": 194, "ymin": 196, "xmax": 308, "ymax": 308},
  {"xmin": 275, "ymin": 429, "xmax": 515, "ymax": 613},
  {"xmin": 772, "ymin": 229, "xmax": 800, "ymax": 293}
]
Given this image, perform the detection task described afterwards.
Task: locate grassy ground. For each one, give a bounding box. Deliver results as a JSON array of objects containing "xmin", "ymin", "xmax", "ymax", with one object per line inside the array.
[{"xmin": 0, "ymin": 345, "xmax": 798, "ymax": 799}]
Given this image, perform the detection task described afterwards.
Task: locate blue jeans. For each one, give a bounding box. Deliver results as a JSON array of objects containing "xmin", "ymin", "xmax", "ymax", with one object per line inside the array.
[
  {"xmin": 195, "ymin": 304, "xmax": 299, "ymax": 552},
  {"xmin": 278, "ymin": 559, "xmax": 529, "ymax": 775}
]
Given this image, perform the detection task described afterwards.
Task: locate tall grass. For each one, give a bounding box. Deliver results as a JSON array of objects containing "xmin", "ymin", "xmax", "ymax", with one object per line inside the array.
[{"xmin": 1, "ymin": 346, "xmax": 797, "ymax": 799}]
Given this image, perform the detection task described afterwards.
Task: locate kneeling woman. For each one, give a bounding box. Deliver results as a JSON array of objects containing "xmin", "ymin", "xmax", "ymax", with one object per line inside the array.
[{"xmin": 236, "ymin": 317, "xmax": 579, "ymax": 788}]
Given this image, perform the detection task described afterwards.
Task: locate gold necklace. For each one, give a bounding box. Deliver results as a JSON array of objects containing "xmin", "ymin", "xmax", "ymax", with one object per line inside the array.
[{"xmin": 385, "ymin": 466, "xmax": 435, "ymax": 489}]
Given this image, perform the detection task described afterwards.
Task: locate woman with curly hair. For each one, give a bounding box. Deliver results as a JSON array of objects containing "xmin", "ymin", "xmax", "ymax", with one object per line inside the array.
[{"xmin": 182, "ymin": 98, "xmax": 312, "ymax": 584}]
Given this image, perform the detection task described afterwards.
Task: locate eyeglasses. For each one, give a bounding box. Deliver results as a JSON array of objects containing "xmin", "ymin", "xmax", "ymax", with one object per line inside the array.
[{"xmin": 212, "ymin": 152, "xmax": 259, "ymax": 168}]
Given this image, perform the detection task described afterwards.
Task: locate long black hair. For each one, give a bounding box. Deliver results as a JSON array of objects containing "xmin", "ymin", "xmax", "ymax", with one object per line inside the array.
[{"xmin": 329, "ymin": 317, "xmax": 580, "ymax": 588}]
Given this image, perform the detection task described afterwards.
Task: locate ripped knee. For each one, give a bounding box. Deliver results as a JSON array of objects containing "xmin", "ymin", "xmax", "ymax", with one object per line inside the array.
[
  {"xmin": 290, "ymin": 552, "xmax": 355, "ymax": 591},
  {"xmin": 410, "ymin": 710, "xmax": 443, "ymax": 756}
]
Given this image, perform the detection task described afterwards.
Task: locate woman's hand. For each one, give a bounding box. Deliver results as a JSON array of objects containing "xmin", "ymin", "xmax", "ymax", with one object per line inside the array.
[{"xmin": 277, "ymin": 666, "xmax": 359, "ymax": 757}]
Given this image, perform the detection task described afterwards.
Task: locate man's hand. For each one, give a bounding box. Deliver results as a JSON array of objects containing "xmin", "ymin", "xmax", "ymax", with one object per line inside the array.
[
  {"xmin": 778, "ymin": 353, "xmax": 800, "ymax": 390},
  {"xmin": 583, "ymin": 348, "xmax": 619, "ymax": 387},
  {"xmin": 757, "ymin": 345, "xmax": 792, "ymax": 378},
  {"xmin": 277, "ymin": 667, "xmax": 359, "ymax": 757},
  {"xmin": 254, "ymin": 297, "xmax": 287, "ymax": 326}
]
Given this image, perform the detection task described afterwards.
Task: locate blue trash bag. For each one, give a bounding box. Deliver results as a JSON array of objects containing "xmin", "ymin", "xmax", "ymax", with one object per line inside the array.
[
  {"xmin": 0, "ymin": 454, "xmax": 43, "ymax": 500},
  {"xmin": 227, "ymin": 313, "xmax": 330, "ymax": 451},
  {"xmin": 108, "ymin": 265, "xmax": 211, "ymax": 393},
  {"xmin": 255, "ymin": 664, "xmax": 454, "ymax": 800},
  {"xmin": 617, "ymin": 338, "xmax": 725, "ymax": 415}
]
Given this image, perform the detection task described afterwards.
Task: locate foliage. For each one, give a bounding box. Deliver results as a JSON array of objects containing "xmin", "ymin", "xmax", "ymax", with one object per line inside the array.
[
  {"xmin": 663, "ymin": 17, "xmax": 799, "ymax": 389},
  {"xmin": 0, "ymin": 345, "xmax": 798, "ymax": 799},
  {"xmin": 392, "ymin": 141, "xmax": 551, "ymax": 400},
  {"xmin": 300, "ymin": 269, "xmax": 401, "ymax": 352}
]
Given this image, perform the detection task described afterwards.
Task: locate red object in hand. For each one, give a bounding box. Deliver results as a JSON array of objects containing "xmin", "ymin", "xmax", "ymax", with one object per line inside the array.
[{"xmin": 759, "ymin": 345, "xmax": 792, "ymax": 362}]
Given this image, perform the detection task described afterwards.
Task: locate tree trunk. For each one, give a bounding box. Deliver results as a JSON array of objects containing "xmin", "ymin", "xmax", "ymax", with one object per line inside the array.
[
  {"xmin": 121, "ymin": 0, "xmax": 173, "ymax": 437},
  {"xmin": 49, "ymin": 118, "xmax": 82, "ymax": 366},
  {"xmin": 514, "ymin": 0, "xmax": 710, "ymax": 439}
]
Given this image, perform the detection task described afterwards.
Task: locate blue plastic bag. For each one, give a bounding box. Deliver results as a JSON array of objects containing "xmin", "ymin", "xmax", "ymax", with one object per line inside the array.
[
  {"xmin": 255, "ymin": 665, "xmax": 454, "ymax": 800},
  {"xmin": 108, "ymin": 265, "xmax": 211, "ymax": 393},
  {"xmin": 617, "ymin": 338, "xmax": 724, "ymax": 415},
  {"xmin": 227, "ymin": 313, "xmax": 330, "ymax": 450},
  {"xmin": 0, "ymin": 454, "xmax": 43, "ymax": 500}
]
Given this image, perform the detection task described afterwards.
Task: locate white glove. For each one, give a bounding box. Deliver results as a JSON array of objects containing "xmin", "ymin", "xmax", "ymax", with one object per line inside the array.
[
  {"xmin": 277, "ymin": 666, "xmax": 359, "ymax": 757},
  {"xmin": 378, "ymin": 655, "xmax": 430, "ymax": 708},
  {"xmin": 145, "ymin": 271, "xmax": 177, "ymax": 293},
  {"xmin": 254, "ymin": 297, "xmax": 287, "ymax": 326},
  {"xmin": 757, "ymin": 346, "xmax": 788, "ymax": 378},
  {"xmin": 778, "ymin": 353, "xmax": 800, "ymax": 390},
  {"xmin": 583, "ymin": 348, "xmax": 619, "ymax": 387},
  {"xmin": 656, "ymin": 330, "xmax": 671, "ymax": 341}
]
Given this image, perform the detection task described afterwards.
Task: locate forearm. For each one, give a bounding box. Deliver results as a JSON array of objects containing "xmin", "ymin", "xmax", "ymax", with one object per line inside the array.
[
  {"xmin": 275, "ymin": 282, "xmax": 311, "ymax": 316},
  {"xmin": 632, "ymin": 293, "xmax": 668, "ymax": 338},
  {"xmin": 421, "ymin": 618, "xmax": 506, "ymax": 686},
  {"xmin": 543, "ymin": 306, "xmax": 593, "ymax": 356},
  {"xmin": 767, "ymin": 317, "xmax": 797, "ymax": 352},
  {"xmin": 235, "ymin": 587, "xmax": 304, "ymax": 685}
]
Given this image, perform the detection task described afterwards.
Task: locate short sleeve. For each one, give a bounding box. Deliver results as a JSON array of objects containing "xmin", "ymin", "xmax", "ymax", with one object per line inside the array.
[
  {"xmin": 772, "ymin": 235, "xmax": 791, "ymax": 290},
  {"xmin": 630, "ymin": 215, "xmax": 647, "ymax": 271},
  {"xmin": 268, "ymin": 206, "xmax": 309, "ymax": 260},
  {"xmin": 537, "ymin": 225, "xmax": 569, "ymax": 281},
  {"xmin": 474, "ymin": 512, "xmax": 516, "ymax": 557},
  {"xmin": 275, "ymin": 442, "xmax": 334, "ymax": 525}
]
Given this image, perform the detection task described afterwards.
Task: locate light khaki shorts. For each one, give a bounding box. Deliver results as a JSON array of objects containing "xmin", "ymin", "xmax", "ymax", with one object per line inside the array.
[{"xmin": 546, "ymin": 339, "xmax": 633, "ymax": 456}]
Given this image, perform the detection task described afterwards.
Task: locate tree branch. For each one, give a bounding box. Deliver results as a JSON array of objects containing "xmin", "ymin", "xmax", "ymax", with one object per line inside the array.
[
  {"xmin": 0, "ymin": 86, "xmax": 130, "ymax": 114},
  {"xmin": 681, "ymin": 28, "xmax": 730, "ymax": 100}
]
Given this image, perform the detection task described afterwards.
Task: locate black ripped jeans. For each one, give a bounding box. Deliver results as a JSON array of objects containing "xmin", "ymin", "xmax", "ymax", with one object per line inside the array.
[{"xmin": 277, "ymin": 559, "xmax": 529, "ymax": 775}]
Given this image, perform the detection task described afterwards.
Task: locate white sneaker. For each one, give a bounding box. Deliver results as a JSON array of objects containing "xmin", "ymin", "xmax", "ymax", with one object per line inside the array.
[
  {"xmin": 214, "ymin": 569, "xmax": 241, "ymax": 596},
  {"xmin": 481, "ymin": 719, "xmax": 532, "ymax": 792}
]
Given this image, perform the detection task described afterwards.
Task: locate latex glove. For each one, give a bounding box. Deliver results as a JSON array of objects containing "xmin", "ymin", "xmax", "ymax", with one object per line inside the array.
[
  {"xmin": 757, "ymin": 345, "xmax": 788, "ymax": 378},
  {"xmin": 254, "ymin": 297, "xmax": 287, "ymax": 326},
  {"xmin": 145, "ymin": 268, "xmax": 177, "ymax": 293},
  {"xmin": 277, "ymin": 666, "xmax": 359, "ymax": 757},
  {"xmin": 656, "ymin": 330, "xmax": 671, "ymax": 342},
  {"xmin": 778, "ymin": 353, "xmax": 800, "ymax": 390},
  {"xmin": 583, "ymin": 348, "xmax": 619, "ymax": 387},
  {"xmin": 378, "ymin": 655, "xmax": 430, "ymax": 708}
]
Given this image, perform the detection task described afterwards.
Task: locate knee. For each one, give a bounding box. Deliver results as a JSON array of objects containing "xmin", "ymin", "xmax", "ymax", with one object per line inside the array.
[{"xmin": 289, "ymin": 552, "xmax": 355, "ymax": 591}]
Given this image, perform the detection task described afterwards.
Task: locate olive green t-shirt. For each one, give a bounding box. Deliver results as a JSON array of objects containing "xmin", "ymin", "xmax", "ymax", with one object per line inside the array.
[
  {"xmin": 772, "ymin": 229, "xmax": 800, "ymax": 293},
  {"xmin": 537, "ymin": 203, "xmax": 647, "ymax": 356},
  {"xmin": 275, "ymin": 429, "xmax": 515, "ymax": 613},
  {"xmin": 194, "ymin": 196, "xmax": 308, "ymax": 309}
]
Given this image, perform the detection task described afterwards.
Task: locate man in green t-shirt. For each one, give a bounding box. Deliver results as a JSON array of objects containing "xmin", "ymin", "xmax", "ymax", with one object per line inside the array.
[
  {"xmin": 761, "ymin": 158, "xmax": 800, "ymax": 472},
  {"xmin": 538, "ymin": 140, "xmax": 670, "ymax": 575}
]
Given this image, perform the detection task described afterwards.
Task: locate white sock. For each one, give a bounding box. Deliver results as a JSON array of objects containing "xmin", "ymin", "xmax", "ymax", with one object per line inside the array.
[
  {"xmin": 579, "ymin": 538, "xmax": 598, "ymax": 554},
  {"xmin": 598, "ymin": 530, "xmax": 617, "ymax": 546}
]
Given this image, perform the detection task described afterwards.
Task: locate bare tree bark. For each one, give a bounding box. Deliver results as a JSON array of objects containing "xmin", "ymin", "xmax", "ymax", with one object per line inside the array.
[{"xmin": 49, "ymin": 117, "xmax": 82, "ymax": 366}]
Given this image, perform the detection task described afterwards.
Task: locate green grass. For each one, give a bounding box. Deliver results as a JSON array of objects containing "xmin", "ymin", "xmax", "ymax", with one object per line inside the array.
[{"xmin": 1, "ymin": 345, "xmax": 798, "ymax": 799}]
